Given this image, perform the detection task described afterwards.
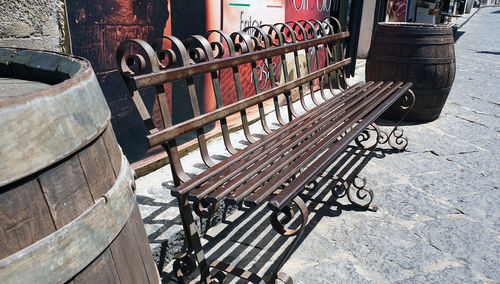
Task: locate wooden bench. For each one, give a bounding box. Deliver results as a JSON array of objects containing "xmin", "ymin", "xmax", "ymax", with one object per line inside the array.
[{"xmin": 117, "ymin": 17, "xmax": 415, "ymax": 283}]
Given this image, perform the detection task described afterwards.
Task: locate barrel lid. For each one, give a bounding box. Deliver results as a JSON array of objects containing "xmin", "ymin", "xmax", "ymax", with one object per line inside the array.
[
  {"xmin": 376, "ymin": 22, "xmax": 453, "ymax": 35},
  {"xmin": 0, "ymin": 48, "xmax": 111, "ymax": 187}
]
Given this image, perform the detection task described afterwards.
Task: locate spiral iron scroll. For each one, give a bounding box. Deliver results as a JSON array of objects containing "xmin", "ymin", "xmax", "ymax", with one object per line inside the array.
[
  {"xmin": 172, "ymin": 252, "xmax": 196, "ymax": 282},
  {"xmin": 270, "ymin": 195, "xmax": 309, "ymax": 237},
  {"xmin": 193, "ymin": 199, "xmax": 221, "ymax": 219},
  {"xmin": 117, "ymin": 17, "xmax": 346, "ymax": 85},
  {"xmin": 269, "ymin": 196, "xmax": 308, "ymax": 284},
  {"xmin": 355, "ymin": 123, "xmax": 381, "ymax": 150},
  {"xmin": 379, "ymin": 89, "xmax": 416, "ymax": 151}
]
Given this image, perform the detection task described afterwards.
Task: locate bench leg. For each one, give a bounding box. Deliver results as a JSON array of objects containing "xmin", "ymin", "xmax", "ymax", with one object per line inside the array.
[
  {"xmin": 175, "ymin": 195, "xmax": 304, "ymax": 283},
  {"xmin": 379, "ymin": 89, "xmax": 416, "ymax": 151},
  {"xmin": 174, "ymin": 195, "xmax": 211, "ymax": 283},
  {"xmin": 269, "ymin": 196, "xmax": 309, "ymax": 284},
  {"xmin": 343, "ymin": 123, "xmax": 381, "ymax": 209},
  {"xmin": 176, "ymin": 197, "xmax": 265, "ymax": 283},
  {"xmin": 181, "ymin": 196, "xmax": 308, "ymax": 284}
]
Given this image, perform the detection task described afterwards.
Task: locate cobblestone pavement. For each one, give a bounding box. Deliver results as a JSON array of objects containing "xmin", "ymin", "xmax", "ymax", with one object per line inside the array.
[{"xmin": 135, "ymin": 7, "xmax": 499, "ymax": 283}]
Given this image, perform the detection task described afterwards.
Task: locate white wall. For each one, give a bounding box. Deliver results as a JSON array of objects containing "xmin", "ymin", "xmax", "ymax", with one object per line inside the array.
[
  {"xmin": 357, "ymin": 0, "xmax": 377, "ymax": 59},
  {"xmin": 408, "ymin": 0, "xmax": 418, "ymax": 21}
]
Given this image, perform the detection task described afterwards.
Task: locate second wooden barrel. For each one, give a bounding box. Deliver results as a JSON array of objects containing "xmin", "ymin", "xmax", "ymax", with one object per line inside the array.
[
  {"xmin": 0, "ymin": 48, "xmax": 159, "ymax": 284},
  {"xmin": 366, "ymin": 23, "xmax": 456, "ymax": 121}
]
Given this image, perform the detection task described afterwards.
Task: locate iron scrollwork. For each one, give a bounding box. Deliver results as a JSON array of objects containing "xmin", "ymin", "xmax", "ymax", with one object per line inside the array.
[
  {"xmin": 355, "ymin": 123, "xmax": 382, "ymax": 150},
  {"xmin": 270, "ymin": 195, "xmax": 309, "ymax": 237},
  {"xmin": 269, "ymin": 195, "xmax": 309, "ymax": 284},
  {"xmin": 193, "ymin": 199, "xmax": 221, "ymax": 219},
  {"xmin": 346, "ymin": 176, "xmax": 374, "ymax": 209},
  {"xmin": 379, "ymin": 89, "xmax": 416, "ymax": 151}
]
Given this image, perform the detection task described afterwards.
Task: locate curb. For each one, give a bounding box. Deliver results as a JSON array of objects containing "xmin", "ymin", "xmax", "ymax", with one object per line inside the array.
[{"xmin": 457, "ymin": 7, "xmax": 481, "ymax": 30}]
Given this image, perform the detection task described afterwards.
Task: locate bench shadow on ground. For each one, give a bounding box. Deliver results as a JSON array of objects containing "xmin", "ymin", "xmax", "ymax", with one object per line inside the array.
[
  {"xmin": 136, "ymin": 195, "xmax": 186, "ymax": 272},
  {"xmin": 158, "ymin": 140, "xmax": 405, "ymax": 283}
]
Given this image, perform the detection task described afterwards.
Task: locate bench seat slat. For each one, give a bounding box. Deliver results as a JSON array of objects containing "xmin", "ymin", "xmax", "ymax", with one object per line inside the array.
[
  {"xmin": 185, "ymin": 82, "xmax": 378, "ymax": 201},
  {"xmin": 173, "ymin": 82, "xmax": 369, "ymax": 197},
  {"xmin": 231, "ymin": 82, "xmax": 404, "ymax": 206},
  {"xmin": 268, "ymin": 82, "xmax": 413, "ymax": 211},
  {"xmin": 202, "ymin": 82, "xmax": 393, "ymax": 203}
]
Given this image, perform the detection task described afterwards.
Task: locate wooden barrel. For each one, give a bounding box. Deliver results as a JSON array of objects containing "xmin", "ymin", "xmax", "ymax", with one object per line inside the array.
[
  {"xmin": 366, "ymin": 23, "xmax": 456, "ymax": 121},
  {"xmin": 0, "ymin": 48, "xmax": 159, "ymax": 284}
]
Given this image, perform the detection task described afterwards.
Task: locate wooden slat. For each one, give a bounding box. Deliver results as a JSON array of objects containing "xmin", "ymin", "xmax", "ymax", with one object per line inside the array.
[
  {"xmin": 110, "ymin": 219, "xmax": 150, "ymax": 284},
  {"xmin": 269, "ymin": 82, "xmax": 413, "ymax": 210},
  {"xmin": 228, "ymin": 82, "xmax": 396, "ymax": 205},
  {"xmin": 0, "ymin": 179, "xmax": 55, "ymax": 259},
  {"xmin": 101, "ymin": 126, "xmax": 123, "ymax": 177},
  {"xmin": 78, "ymin": 136, "xmax": 117, "ymax": 200},
  {"xmin": 192, "ymin": 82, "xmax": 383, "ymax": 202},
  {"xmin": 39, "ymin": 156, "xmax": 94, "ymax": 228},
  {"xmin": 71, "ymin": 249, "xmax": 120, "ymax": 284},
  {"xmin": 130, "ymin": 203, "xmax": 160, "ymax": 283},
  {"xmin": 172, "ymin": 82, "xmax": 368, "ymax": 197}
]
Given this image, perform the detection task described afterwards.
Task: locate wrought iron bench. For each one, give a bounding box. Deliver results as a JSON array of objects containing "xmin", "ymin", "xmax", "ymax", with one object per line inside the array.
[{"xmin": 117, "ymin": 17, "xmax": 415, "ymax": 283}]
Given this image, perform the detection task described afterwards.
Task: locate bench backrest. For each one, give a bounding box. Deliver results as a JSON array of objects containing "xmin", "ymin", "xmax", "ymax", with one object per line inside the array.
[{"xmin": 117, "ymin": 17, "xmax": 350, "ymax": 185}]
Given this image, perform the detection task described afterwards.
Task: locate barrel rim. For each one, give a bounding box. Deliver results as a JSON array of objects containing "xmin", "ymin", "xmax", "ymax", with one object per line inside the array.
[
  {"xmin": 0, "ymin": 48, "xmax": 111, "ymax": 187},
  {"xmin": 378, "ymin": 22, "xmax": 449, "ymax": 29},
  {"xmin": 0, "ymin": 48, "xmax": 93, "ymax": 107},
  {"xmin": 375, "ymin": 22, "xmax": 453, "ymax": 35}
]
